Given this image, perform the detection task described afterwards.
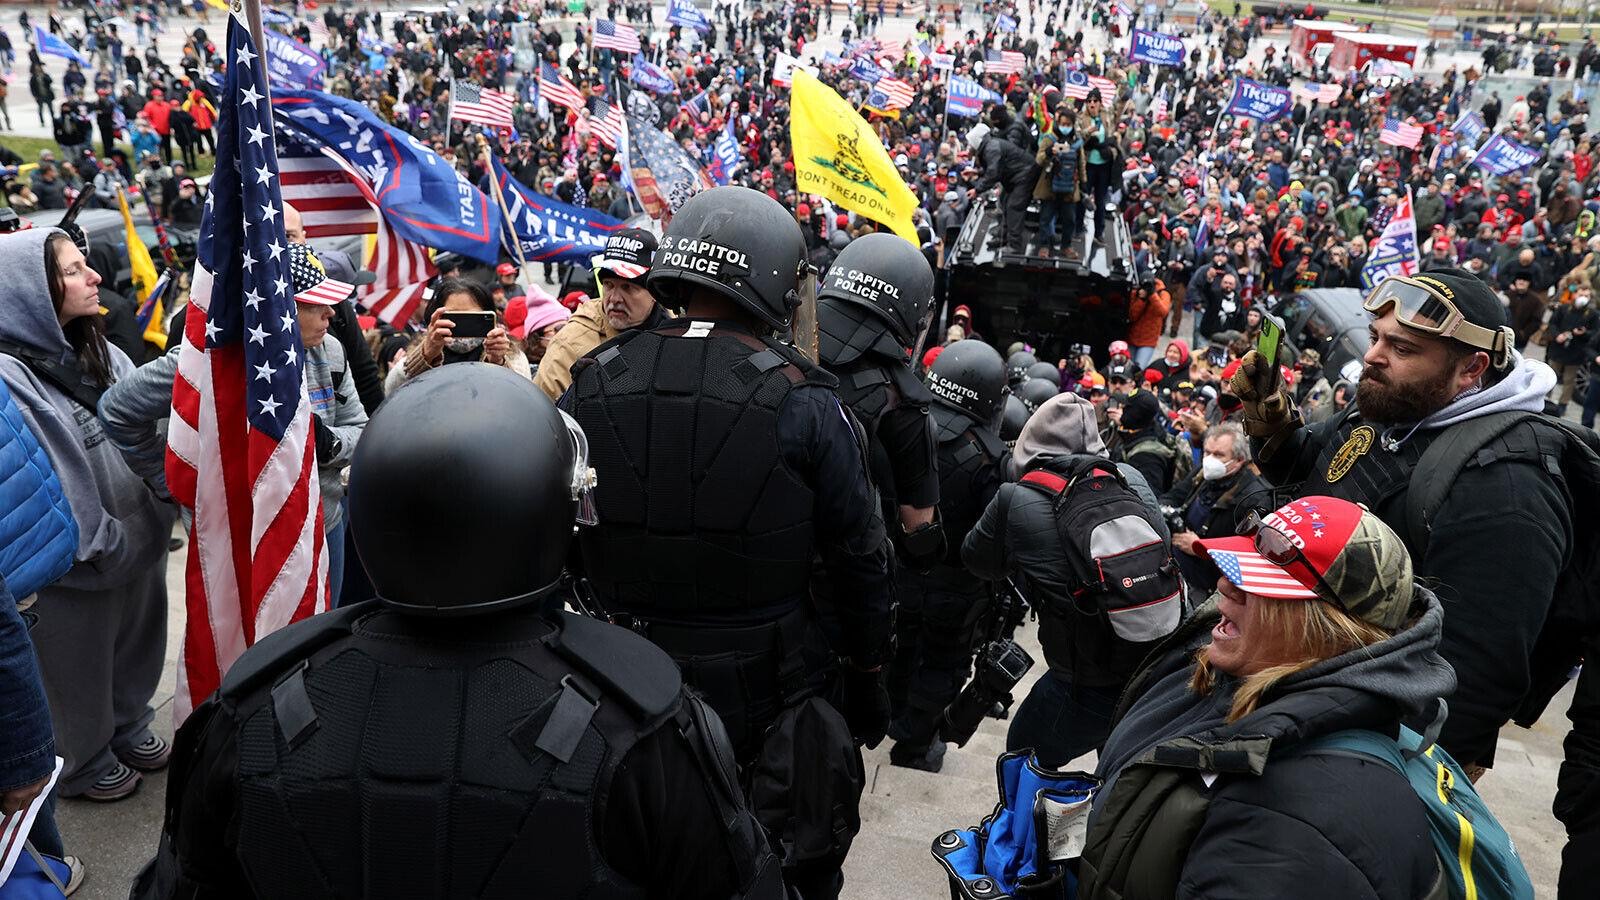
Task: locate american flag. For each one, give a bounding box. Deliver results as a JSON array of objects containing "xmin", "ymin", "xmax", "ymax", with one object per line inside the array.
[
  {"xmin": 166, "ymin": 4, "xmax": 327, "ymax": 723},
  {"xmin": 540, "ymin": 62, "xmax": 585, "ymax": 113},
  {"xmin": 593, "ymin": 18, "xmax": 641, "ymax": 54},
  {"xmin": 1380, "ymin": 117, "xmax": 1424, "ymax": 150},
  {"xmin": 449, "ymin": 80, "xmax": 516, "ymax": 130},
  {"xmin": 1061, "ymin": 69, "xmax": 1116, "ymax": 104},
  {"xmin": 1151, "ymin": 95, "xmax": 1169, "ymax": 121},
  {"xmin": 586, "ymin": 95, "xmax": 625, "ymax": 149},
  {"xmin": 874, "ymin": 76, "xmax": 916, "ymax": 110},
  {"xmin": 362, "ymin": 213, "xmax": 436, "ymax": 328},
  {"xmin": 276, "ymin": 131, "xmax": 378, "ymax": 238},
  {"xmin": 985, "ymin": 49, "xmax": 1026, "ymax": 75},
  {"xmin": 1297, "ymin": 82, "xmax": 1342, "ymax": 104}
]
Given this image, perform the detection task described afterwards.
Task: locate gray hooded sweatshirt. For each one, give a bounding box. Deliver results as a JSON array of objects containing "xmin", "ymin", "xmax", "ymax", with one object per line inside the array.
[{"xmin": 0, "ymin": 228, "xmax": 174, "ymax": 591}]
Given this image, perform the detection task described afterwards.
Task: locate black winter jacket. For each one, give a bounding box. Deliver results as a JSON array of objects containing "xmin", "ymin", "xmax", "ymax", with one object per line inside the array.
[
  {"xmin": 962, "ymin": 454, "xmax": 1169, "ymax": 688},
  {"xmin": 974, "ymin": 136, "xmax": 1039, "ymax": 193},
  {"xmin": 1079, "ymin": 589, "xmax": 1458, "ymax": 900}
]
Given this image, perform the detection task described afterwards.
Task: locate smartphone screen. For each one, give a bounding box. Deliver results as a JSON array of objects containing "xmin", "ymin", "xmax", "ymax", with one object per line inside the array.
[
  {"xmin": 1256, "ymin": 314, "xmax": 1285, "ymax": 393},
  {"xmin": 449, "ymin": 310, "xmax": 496, "ymax": 339}
]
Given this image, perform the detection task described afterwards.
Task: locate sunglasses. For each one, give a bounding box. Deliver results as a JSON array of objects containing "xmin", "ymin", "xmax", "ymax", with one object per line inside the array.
[{"xmin": 1238, "ymin": 510, "xmax": 1349, "ymax": 612}]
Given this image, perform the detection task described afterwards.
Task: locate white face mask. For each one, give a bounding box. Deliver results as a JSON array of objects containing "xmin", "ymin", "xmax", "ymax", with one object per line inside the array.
[{"xmin": 1201, "ymin": 454, "xmax": 1231, "ymax": 481}]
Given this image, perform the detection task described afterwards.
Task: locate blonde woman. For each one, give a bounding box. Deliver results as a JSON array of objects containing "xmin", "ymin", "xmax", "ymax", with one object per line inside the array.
[{"xmin": 1078, "ymin": 496, "xmax": 1456, "ymax": 900}]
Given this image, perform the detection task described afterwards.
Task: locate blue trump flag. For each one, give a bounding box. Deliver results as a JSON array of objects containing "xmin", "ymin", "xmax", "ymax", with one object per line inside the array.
[
  {"xmin": 33, "ymin": 26, "xmax": 89, "ymax": 67},
  {"xmin": 1224, "ymin": 78, "xmax": 1292, "ymax": 123},
  {"xmin": 264, "ymin": 29, "xmax": 326, "ymax": 89},
  {"xmin": 946, "ymin": 76, "xmax": 1001, "ymax": 118},
  {"xmin": 850, "ymin": 58, "xmax": 888, "ymax": 83},
  {"xmin": 1129, "ymin": 29, "xmax": 1183, "ymax": 68},
  {"xmin": 272, "ymin": 89, "xmax": 502, "ymax": 264},
  {"xmin": 666, "ymin": 0, "xmax": 712, "ymax": 32},
  {"xmin": 707, "ymin": 117, "xmax": 741, "ymax": 185},
  {"xmin": 483, "ymin": 154, "xmax": 623, "ymax": 264},
  {"xmin": 1452, "ymin": 110, "xmax": 1487, "ymax": 146},
  {"xmin": 997, "ymin": 13, "xmax": 1018, "ymax": 32},
  {"xmin": 1471, "ymin": 134, "xmax": 1543, "ymax": 176},
  {"xmin": 630, "ymin": 55, "xmax": 678, "ymax": 94}
]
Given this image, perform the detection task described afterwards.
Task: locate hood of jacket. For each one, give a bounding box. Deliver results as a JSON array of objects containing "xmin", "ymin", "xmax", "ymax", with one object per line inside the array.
[
  {"xmin": 1014, "ymin": 392, "xmax": 1105, "ymax": 468},
  {"xmin": 1418, "ymin": 351, "xmax": 1556, "ymax": 432},
  {"xmin": 0, "ymin": 228, "xmax": 72, "ymax": 365},
  {"xmin": 1188, "ymin": 586, "xmax": 1456, "ymax": 758}
]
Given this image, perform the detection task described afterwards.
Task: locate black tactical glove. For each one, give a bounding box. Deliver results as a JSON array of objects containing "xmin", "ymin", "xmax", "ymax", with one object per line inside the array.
[
  {"xmin": 311, "ymin": 415, "xmax": 340, "ymax": 462},
  {"xmin": 1228, "ymin": 349, "xmax": 1302, "ymax": 441},
  {"xmin": 840, "ymin": 665, "xmax": 890, "ymax": 750}
]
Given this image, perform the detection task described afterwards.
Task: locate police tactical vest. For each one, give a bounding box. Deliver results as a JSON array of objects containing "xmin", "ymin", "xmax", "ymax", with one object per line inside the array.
[
  {"xmin": 569, "ymin": 321, "xmax": 828, "ymax": 617},
  {"xmin": 931, "ymin": 404, "xmax": 1005, "ymax": 572},
  {"xmin": 222, "ymin": 606, "xmax": 681, "ymax": 899}
]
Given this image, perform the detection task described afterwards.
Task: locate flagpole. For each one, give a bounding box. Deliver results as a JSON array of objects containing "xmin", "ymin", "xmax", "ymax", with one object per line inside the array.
[{"xmin": 483, "ymin": 148, "xmax": 533, "ymax": 283}]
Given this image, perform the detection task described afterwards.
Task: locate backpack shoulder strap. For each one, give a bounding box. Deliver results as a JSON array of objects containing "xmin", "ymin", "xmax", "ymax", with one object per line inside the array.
[
  {"xmin": 1290, "ymin": 728, "xmax": 1409, "ymax": 773},
  {"xmin": 1405, "ymin": 410, "xmax": 1545, "ymax": 549}
]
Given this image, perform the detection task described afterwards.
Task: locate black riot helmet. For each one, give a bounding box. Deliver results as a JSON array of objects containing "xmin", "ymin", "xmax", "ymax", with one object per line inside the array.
[
  {"xmin": 1025, "ymin": 361, "xmax": 1059, "ymax": 383},
  {"xmin": 1005, "ymin": 350, "xmax": 1036, "ymax": 385},
  {"xmin": 1016, "ymin": 376, "xmax": 1060, "ymax": 412},
  {"xmin": 926, "ymin": 339, "xmax": 1008, "ymax": 424},
  {"xmin": 1000, "ymin": 394, "xmax": 1030, "ymax": 442},
  {"xmin": 818, "ymin": 232, "xmax": 936, "ymax": 349},
  {"xmin": 646, "ymin": 185, "xmax": 808, "ymax": 331},
  {"xmin": 347, "ymin": 364, "xmax": 598, "ymax": 617}
]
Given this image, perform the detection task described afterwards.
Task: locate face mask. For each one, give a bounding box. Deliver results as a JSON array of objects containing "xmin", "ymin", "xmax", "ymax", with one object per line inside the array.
[
  {"xmin": 1201, "ymin": 454, "xmax": 1231, "ymax": 481},
  {"xmin": 1580, "ymin": 296, "xmax": 1592, "ymax": 308}
]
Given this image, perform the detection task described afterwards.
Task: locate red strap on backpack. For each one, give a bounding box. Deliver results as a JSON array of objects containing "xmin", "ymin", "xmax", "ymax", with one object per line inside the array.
[{"xmin": 1020, "ymin": 468, "xmax": 1115, "ymax": 494}]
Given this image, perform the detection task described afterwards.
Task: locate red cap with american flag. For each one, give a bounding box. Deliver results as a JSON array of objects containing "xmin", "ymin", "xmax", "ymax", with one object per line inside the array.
[{"xmin": 1195, "ymin": 496, "xmax": 1364, "ymax": 601}]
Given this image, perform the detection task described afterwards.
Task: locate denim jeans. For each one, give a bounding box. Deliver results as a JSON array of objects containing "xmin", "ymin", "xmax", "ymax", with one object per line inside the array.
[
  {"xmin": 1132, "ymin": 345, "xmax": 1156, "ymax": 368},
  {"xmin": 1006, "ymin": 670, "xmax": 1121, "ymax": 769},
  {"xmin": 326, "ymin": 516, "xmax": 346, "ymax": 609}
]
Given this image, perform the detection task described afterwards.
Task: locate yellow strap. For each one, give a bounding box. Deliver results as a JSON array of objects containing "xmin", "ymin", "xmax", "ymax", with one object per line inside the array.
[{"xmin": 1436, "ymin": 762, "xmax": 1477, "ymax": 900}]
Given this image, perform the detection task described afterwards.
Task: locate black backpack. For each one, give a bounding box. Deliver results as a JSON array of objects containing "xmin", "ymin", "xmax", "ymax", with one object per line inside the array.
[
  {"xmin": 1406, "ymin": 409, "xmax": 1600, "ymax": 725},
  {"xmin": 1018, "ymin": 457, "xmax": 1185, "ymax": 645}
]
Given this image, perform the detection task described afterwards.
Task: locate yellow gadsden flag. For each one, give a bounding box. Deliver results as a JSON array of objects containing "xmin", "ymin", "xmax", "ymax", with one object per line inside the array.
[
  {"xmin": 116, "ymin": 188, "xmax": 164, "ymax": 345},
  {"xmin": 790, "ymin": 69, "xmax": 920, "ymax": 245}
]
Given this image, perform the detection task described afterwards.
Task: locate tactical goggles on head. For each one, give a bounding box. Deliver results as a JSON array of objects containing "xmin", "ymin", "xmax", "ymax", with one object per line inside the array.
[{"xmin": 1363, "ymin": 275, "xmax": 1514, "ymax": 369}]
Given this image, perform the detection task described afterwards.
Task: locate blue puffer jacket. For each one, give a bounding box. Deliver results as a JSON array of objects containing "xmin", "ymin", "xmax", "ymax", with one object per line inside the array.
[{"xmin": 0, "ymin": 376, "xmax": 77, "ymax": 599}]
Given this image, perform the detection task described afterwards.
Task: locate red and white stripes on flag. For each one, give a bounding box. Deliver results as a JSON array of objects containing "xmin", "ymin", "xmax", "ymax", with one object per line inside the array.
[
  {"xmin": 1061, "ymin": 70, "xmax": 1116, "ymax": 105},
  {"xmin": 1380, "ymin": 117, "xmax": 1424, "ymax": 150},
  {"xmin": 1087, "ymin": 74, "xmax": 1116, "ymax": 105},
  {"xmin": 1151, "ymin": 96, "xmax": 1169, "ymax": 121},
  {"xmin": 540, "ymin": 63, "xmax": 586, "ymax": 113},
  {"xmin": 875, "ymin": 76, "xmax": 915, "ymax": 110},
  {"xmin": 586, "ymin": 95, "xmax": 625, "ymax": 149},
  {"xmin": 1296, "ymin": 82, "xmax": 1342, "ymax": 104},
  {"xmin": 985, "ymin": 49, "xmax": 1025, "ymax": 75},
  {"xmin": 362, "ymin": 213, "xmax": 436, "ymax": 328},
  {"xmin": 449, "ymin": 80, "xmax": 516, "ymax": 130},
  {"xmin": 278, "ymin": 155, "xmax": 378, "ymax": 238},
  {"xmin": 167, "ymin": 5, "xmax": 326, "ymax": 724},
  {"xmin": 593, "ymin": 18, "xmax": 642, "ymax": 54}
]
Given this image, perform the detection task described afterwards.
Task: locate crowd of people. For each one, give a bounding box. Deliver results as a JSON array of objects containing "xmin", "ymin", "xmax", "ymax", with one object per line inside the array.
[{"xmin": 0, "ymin": 0, "xmax": 1598, "ymax": 897}]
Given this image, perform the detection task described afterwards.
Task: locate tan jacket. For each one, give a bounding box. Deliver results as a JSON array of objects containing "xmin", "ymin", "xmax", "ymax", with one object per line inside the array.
[{"xmin": 534, "ymin": 299, "xmax": 621, "ymax": 400}]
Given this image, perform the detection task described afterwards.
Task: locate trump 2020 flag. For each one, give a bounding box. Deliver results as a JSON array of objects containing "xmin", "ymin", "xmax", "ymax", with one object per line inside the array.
[
  {"xmin": 1129, "ymin": 29, "xmax": 1184, "ymax": 67},
  {"xmin": 1471, "ymin": 133, "xmax": 1542, "ymax": 176},
  {"xmin": 996, "ymin": 13, "xmax": 1018, "ymax": 32},
  {"xmin": 1452, "ymin": 110, "xmax": 1487, "ymax": 147},
  {"xmin": 263, "ymin": 28, "xmax": 326, "ymax": 89},
  {"xmin": 483, "ymin": 154, "xmax": 623, "ymax": 264},
  {"xmin": 33, "ymin": 26, "xmax": 90, "ymax": 67},
  {"xmin": 708, "ymin": 116, "xmax": 741, "ymax": 185},
  {"xmin": 666, "ymin": 0, "xmax": 712, "ymax": 33},
  {"xmin": 1361, "ymin": 188, "xmax": 1420, "ymax": 289},
  {"xmin": 946, "ymin": 75, "xmax": 1001, "ymax": 118},
  {"xmin": 630, "ymin": 55, "xmax": 678, "ymax": 94},
  {"xmin": 165, "ymin": 0, "xmax": 327, "ymax": 724},
  {"xmin": 1224, "ymin": 78, "xmax": 1292, "ymax": 123}
]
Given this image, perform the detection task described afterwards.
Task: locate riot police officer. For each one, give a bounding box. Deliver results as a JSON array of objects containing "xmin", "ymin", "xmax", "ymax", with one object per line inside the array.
[
  {"xmin": 133, "ymin": 364, "xmax": 784, "ymax": 900},
  {"xmin": 562, "ymin": 186, "xmax": 895, "ymax": 900},
  {"xmin": 887, "ymin": 340, "xmax": 1011, "ymax": 771},
  {"xmin": 817, "ymin": 232, "xmax": 942, "ymax": 567}
]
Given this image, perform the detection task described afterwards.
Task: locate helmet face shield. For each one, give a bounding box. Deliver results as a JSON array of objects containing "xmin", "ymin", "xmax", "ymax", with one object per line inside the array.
[{"xmin": 559, "ymin": 408, "xmax": 600, "ymax": 526}]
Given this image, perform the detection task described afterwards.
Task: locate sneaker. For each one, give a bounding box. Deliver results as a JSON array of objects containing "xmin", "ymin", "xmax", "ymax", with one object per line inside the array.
[
  {"xmin": 889, "ymin": 741, "xmax": 948, "ymax": 773},
  {"xmin": 62, "ymin": 856, "xmax": 86, "ymax": 896},
  {"xmin": 80, "ymin": 762, "xmax": 141, "ymax": 802},
  {"xmin": 119, "ymin": 734, "xmax": 172, "ymax": 772}
]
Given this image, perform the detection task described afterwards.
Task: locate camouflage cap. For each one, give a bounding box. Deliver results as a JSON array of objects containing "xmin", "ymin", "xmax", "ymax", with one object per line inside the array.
[{"xmin": 1195, "ymin": 496, "xmax": 1415, "ymax": 631}]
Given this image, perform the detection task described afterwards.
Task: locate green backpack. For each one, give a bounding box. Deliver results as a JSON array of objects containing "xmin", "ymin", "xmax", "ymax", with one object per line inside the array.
[{"xmin": 1298, "ymin": 725, "xmax": 1535, "ymax": 900}]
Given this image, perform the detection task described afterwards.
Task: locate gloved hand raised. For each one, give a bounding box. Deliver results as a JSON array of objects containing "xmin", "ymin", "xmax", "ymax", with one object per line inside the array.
[
  {"xmin": 840, "ymin": 665, "xmax": 890, "ymax": 750},
  {"xmin": 1228, "ymin": 349, "xmax": 1302, "ymax": 440}
]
